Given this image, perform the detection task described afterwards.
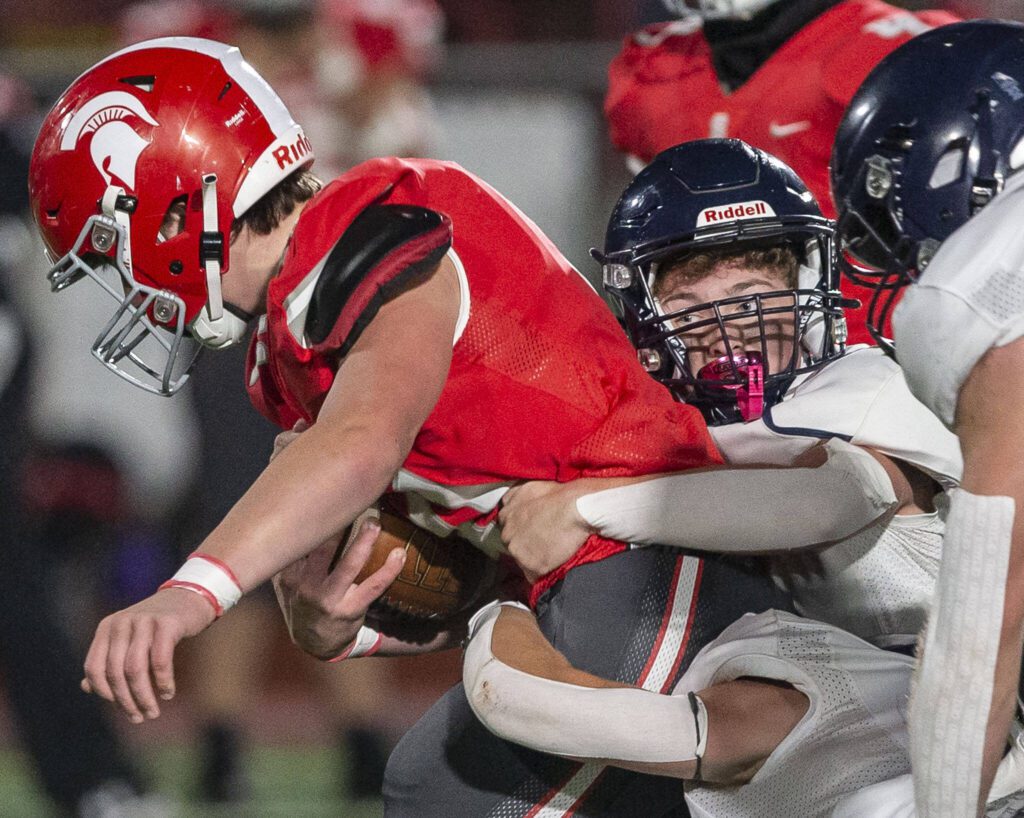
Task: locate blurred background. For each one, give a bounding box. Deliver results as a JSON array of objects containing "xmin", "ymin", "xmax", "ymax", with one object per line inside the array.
[{"xmin": 0, "ymin": 0, "xmax": 1019, "ymax": 815}]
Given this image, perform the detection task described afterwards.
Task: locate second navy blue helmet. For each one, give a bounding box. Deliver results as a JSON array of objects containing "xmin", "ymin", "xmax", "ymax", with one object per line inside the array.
[
  {"xmin": 598, "ymin": 138, "xmax": 848, "ymax": 424},
  {"xmin": 831, "ymin": 20, "xmax": 1024, "ymax": 352}
]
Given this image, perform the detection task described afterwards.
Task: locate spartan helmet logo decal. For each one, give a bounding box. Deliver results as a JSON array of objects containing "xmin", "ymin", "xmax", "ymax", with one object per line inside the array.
[{"xmin": 60, "ymin": 90, "xmax": 158, "ymax": 190}]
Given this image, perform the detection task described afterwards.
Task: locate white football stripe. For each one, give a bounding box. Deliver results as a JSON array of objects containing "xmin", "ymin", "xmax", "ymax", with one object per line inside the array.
[{"xmin": 530, "ymin": 554, "xmax": 701, "ymax": 816}]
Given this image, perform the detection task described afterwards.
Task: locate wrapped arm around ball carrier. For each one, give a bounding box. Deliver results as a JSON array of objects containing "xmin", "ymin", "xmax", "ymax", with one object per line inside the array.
[
  {"xmin": 577, "ymin": 439, "xmax": 901, "ymax": 552},
  {"xmin": 463, "ymin": 601, "xmax": 808, "ymax": 786},
  {"xmin": 500, "ymin": 438, "xmax": 903, "ymax": 580}
]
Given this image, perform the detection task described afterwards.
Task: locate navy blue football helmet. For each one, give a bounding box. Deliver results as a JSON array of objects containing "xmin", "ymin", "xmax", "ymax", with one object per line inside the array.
[
  {"xmin": 831, "ymin": 20, "xmax": 1024, "ymax": 353},
  {"xmin": 598, "ymin": 138, "xmax": 848, "ymax": 425}
]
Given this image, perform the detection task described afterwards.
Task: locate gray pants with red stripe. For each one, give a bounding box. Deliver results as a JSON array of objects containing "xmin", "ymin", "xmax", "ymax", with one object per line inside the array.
[{"xmin": 382, "ymin": 546, "xmax": 792, "ymax": 817}]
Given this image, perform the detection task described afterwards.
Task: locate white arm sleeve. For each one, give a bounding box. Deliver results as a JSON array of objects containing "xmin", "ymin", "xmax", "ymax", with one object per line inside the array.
[
  {"xmin": 576, "ymin": 438, "xmax": 898, "ymax": 553},
  {"xmin": 463, "ymin": 602, "xmax": 704, "ymax": 765},
  {"xmin": 910, "ymin": 490, "xmax": 1015, "ymax": 817}
]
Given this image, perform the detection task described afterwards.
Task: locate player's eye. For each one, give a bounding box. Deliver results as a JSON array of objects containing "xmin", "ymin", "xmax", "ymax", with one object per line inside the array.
[{"xmin": 727, "ymin": 299, "xmax": 756, "ymax": 315}]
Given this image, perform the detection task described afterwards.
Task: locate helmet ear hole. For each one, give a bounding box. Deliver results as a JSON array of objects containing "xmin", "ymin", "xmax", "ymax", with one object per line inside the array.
[
  {"xmin": 118, "ymin": 75, "xmax": 155, "ymax": 92},
  {"xmin": 1009, "ymin": 134, "xmax": 1024, "ymax": 170},
  {"xmin": 928, "ymin": 144, "xmax": 967, "ymax": 189},
  {"xmin": 158, "ymin": 196, "xmax": 188, "ymax": 243}
]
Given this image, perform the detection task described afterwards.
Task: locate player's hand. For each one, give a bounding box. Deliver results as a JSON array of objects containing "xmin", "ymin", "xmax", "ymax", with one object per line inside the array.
[
  {"xmin": 270, "ymin": 418, "xmax": 309, "ymax": 462},
  {"xmin": 498, "ymin": 480, "xmax": 596, "ymax": 583},
  {"xmin": 273, "ymin": 518, "xmax": 406, "ymax": 660},
  {"xmin": 81, "ymin": 587, "xmax": 217, "ymax": 723}
]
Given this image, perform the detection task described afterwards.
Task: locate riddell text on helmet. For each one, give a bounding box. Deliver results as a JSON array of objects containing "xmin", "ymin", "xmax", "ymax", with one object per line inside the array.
[
  {"xmin": 273, "ymin": 133, "xmax": 313, "ymax": 169},
  {"xmin": 696, "ymin": 200, "xmax": 776, "ymax": 227}
]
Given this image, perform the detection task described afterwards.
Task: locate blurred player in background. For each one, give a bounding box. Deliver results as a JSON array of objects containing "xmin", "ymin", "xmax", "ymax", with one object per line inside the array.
[
  {"xmin": 603, "ymin": 0, "xmax": 959, "ymax": 345},
  {"xmin": 831, "ymin": 19, "xmax": 1024, "ymax": 817},
  {"xmin": 119, "ymin": 0, "xmax": 441, "ymax": 177},
  {"xmin": 29, "ymin": 37, "xmax": 790, "ymax": 816},
  {"xmin": 113, "ymin": 0, "xmax": 444, "ymax": 802}
]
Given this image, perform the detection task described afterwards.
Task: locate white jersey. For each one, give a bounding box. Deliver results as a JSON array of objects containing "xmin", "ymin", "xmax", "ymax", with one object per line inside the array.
[
  {"xmin": 710, "ymin": 346, "xmax": 961, "ymax": 486},
  {"xmin": 894, "ymin": 169, "xmax": 1024, "ymax": 428},
  {"xmin": 711, "ymin": 347, "xmax": 961, "ymax": 646},
  {"xmin": 832, "ymin": 771, "xmax": 1024, "ymax": 818},
  {"xmin": 682, "ymin": 610, "xmax": 914, "ymax": 818}
]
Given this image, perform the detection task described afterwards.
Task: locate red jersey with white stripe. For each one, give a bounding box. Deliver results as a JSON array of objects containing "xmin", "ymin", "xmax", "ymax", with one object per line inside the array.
[
  {"xmin": 246, "ymin": 157, "xmax": 721, "ymax": 597},
  {"xmin": 605, "ymin": 0, "xmax": 958, "ymax": 345}
]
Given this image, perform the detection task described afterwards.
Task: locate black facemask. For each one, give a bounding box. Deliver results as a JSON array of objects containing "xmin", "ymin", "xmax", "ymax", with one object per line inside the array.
[{"xmin": 704, "ymin": 0, "xmax": 842, "ymax": 91}]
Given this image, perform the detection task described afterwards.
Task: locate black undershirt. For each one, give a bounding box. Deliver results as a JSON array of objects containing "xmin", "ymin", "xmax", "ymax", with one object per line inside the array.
[{"xmin": 704, "ymin": 0, "xmax": 844, "ymax": 91}]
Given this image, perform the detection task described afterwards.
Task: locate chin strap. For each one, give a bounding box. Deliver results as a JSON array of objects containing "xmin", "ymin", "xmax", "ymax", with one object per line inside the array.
[
  {"xmin": 190, "ymin": 174, "xmax": 250, "ymax": 348},
  {"xmin": 736, "ymin": 362, "xmax": 764, "ymax": 421},
  {"xmin": 190, "ymin": 305, "xmax": 251, "ymax": 349}
]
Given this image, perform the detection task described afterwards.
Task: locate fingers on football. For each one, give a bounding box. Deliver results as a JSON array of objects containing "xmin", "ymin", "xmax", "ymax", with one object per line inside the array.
[
  {"xmin": 305, "ymin": 531, "xmax": 345, "ymax": 578},
  {"xmin": 349, "ymin": 546, "xmax": 406, "ymax": 610},
  {"xmin": 332, "ymin": 518, "xmax": 382, "ymax": 587}
]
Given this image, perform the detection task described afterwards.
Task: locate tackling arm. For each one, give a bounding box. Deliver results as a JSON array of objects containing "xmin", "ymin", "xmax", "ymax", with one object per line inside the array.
[
  {"xmin": 501, "ymin": 437, "xmax": 902, "ymax": 579},
  {"xmin": 463, "ymin": 602, "xmax": 807, "ymax": 785},
  {"xmin": 576, "ymin": 438, "xmax": 899, "ymax": 552}
]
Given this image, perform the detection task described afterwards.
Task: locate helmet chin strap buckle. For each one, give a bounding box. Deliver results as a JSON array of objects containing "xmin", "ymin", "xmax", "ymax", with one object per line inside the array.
[
  {"xmin": 736, "ymin": 363, "xmax": 764, "ymax": 421},
  {"xmin": 200, "ymin": 173, "xmax": 225, "ymax": 323}
]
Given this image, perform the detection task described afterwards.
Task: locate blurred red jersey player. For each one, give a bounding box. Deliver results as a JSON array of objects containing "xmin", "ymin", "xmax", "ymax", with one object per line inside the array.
[
  {"xmin": 604, "ymin": 0, "xmax": 959, "ymax": 344},
  {"xmin": 119, "ymin": 0, "xmax": 443, "ymax": 174}
]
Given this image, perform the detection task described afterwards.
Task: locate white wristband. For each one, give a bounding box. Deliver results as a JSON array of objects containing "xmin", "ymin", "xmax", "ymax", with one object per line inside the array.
[
  {"xmin": 327, "ymin": 625, "xmax": 383, "ymax": 662},
  {"xmin": 159, "ymin": 553, "xmax": 243, "ymax": 617}
]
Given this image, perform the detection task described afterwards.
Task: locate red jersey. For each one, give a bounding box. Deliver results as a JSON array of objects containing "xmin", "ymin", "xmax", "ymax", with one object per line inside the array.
[
  {"xmin": 605, "ymin": 0, "xmax": 959, "ymax": 344},
  {"xmin": 246, "ymin": 158, "xmax": 720, "ymax": 600}
]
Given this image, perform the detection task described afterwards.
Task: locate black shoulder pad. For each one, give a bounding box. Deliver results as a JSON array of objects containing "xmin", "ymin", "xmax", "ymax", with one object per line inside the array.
[{"xmin": 306, "ymin": 204, "xmax": 448, "ymax": 347}]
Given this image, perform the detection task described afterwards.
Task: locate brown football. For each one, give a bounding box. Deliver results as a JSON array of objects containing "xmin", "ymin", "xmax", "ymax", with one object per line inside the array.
[{"xmin": 340, "ymin": 505, "xmax": 498, "ymax": 623}]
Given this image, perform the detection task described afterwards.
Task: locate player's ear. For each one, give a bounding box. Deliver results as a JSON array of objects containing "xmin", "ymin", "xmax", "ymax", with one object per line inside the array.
[{"xmin": 158, "ymin": 197, "xmax": 188, "ymax": 241}]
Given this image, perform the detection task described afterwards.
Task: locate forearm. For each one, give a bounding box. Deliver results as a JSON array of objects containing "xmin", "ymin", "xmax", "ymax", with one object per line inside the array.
[
  {"xmin": 374, "ymin": 628, "xmax": 464, "ymax": 657},
  {"xmin": 463, "ymin": 604, "xmax": 805, "ymax": 784},
  {"xmin": 954, "ymin": 344, "xmax": 1024, "ymax": 812},
  {"xmin": 577, "ymin": 438, "xmax": 897, "ymax": 552},
  {"xmin": 200, "ymin": 422, "xmax": 405, "ymax": 591},
  {"xmin": 370, "ymin": 607, "xmax": 478, "ymax": 657},
  {"xmin": 909, "ymin": 488, "xmax": 1016, "ymax": 817},
  {"xmin": 463, "ymin": 603, "xmax": 697, "ymax": 774}
]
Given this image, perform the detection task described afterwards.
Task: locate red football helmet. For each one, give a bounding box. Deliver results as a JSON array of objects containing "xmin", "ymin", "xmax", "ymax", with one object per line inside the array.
[{"xmin": 29, "ymin": 37, "xmax": 314, "ymax": 395}]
